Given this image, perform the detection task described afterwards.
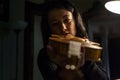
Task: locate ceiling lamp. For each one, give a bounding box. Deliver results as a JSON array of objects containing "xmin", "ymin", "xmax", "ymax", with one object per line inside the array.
[{"xmin": 105, "ymin": 0, "xmax": 120, "ymax": 14}]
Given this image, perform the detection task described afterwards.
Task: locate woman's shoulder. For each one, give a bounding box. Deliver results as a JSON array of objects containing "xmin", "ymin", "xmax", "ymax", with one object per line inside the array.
[
  {"xmin": 37, "ymin": 47, "xmax": 49, "ymax": 61},
  {"xmin": 39, "ymin": 47, "xmax": 46, "ymax": 54}
]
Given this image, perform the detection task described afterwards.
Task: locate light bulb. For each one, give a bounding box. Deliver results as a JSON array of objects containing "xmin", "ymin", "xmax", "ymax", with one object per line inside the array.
[{"xmin": 105, "ymin": 1, "xmax": 120, "ymax": 14}]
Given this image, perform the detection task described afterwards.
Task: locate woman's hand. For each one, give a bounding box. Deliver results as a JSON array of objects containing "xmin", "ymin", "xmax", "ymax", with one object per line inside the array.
[
  {"xmin": 46, "ymin": 44, "xmax": 85, "ymax": 70},
  {"xmin": 58, "ymin": 69, "xmax": 84, "ymax": 80}
]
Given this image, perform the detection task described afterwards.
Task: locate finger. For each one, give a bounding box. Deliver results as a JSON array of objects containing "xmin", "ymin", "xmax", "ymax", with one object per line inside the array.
[{"xmin": 46, "ymin": 45, "xmax": 52, "ymax": 53}]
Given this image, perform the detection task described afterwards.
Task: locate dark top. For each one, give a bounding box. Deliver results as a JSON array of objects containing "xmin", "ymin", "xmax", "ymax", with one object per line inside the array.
[{"xmin": 37, "ymin": 47, "xmax": 108, "ymax": 80}]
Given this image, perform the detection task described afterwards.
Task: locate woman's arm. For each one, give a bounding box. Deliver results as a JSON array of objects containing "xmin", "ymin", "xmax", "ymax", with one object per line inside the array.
[
  {"xmin": 81, "ymin": 61, "xmax": 108, "ymax": 80},
  {"xmin": 37, "ymin": 48, "xmax": 60, "ymax": 80}
]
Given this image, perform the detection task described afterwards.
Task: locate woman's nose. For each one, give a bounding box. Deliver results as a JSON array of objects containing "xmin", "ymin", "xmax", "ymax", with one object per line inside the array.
[
  {"xmin": 60, "ymin": 23, "xmax": 69, "ymax": 35},
  {"xmin": 61, "ymin": 23, "xmax": 67, "ymax": 31}
]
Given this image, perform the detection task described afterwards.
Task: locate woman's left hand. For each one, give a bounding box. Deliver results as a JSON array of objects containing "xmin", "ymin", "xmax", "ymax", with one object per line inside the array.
[{"xmin": 58, "ymin": 69, "xmax": 84, "ymax": 80}]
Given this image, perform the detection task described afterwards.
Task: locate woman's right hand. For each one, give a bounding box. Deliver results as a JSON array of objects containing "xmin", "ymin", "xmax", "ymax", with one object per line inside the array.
[{"xmin": 46, "ymin": 44, "xmax": 85, "ymax": 70}]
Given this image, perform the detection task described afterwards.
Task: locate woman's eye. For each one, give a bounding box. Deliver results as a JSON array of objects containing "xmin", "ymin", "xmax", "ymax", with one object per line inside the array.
[
  {"xmin": 51, "ymin": 22, "xmax": 59, "ymax": 26},
  {"xmin": 64, "ymin": 19, "xmax": 71, "ymax": 23}
]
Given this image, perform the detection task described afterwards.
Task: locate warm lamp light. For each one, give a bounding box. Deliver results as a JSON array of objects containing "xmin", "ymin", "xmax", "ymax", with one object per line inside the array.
[{"xmin": 105, "ymin": 0, "xmax": 120, "ymax": 14}]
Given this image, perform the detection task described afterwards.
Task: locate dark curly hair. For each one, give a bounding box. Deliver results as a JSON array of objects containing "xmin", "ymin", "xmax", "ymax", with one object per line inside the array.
[{"xmin": 41, "ymin": 0, "xmax": 88, "ymax": 46}]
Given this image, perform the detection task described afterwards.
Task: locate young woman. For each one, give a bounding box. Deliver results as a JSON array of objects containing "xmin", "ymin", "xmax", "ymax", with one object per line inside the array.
[{"xmin": 37, "ymin": 0, "xmax": 108, "ymax": 80}]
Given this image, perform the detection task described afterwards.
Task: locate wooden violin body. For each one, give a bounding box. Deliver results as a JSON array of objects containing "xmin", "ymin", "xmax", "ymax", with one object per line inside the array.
[{"xmin": 48, "ymin": 34, "xmax": 102, "ymax": 69}]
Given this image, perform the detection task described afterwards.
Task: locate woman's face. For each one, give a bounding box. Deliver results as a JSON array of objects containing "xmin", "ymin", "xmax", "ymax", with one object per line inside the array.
[{"xmin": 48, "ymin": 8, "xmax": 76, "ymax": 37}]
